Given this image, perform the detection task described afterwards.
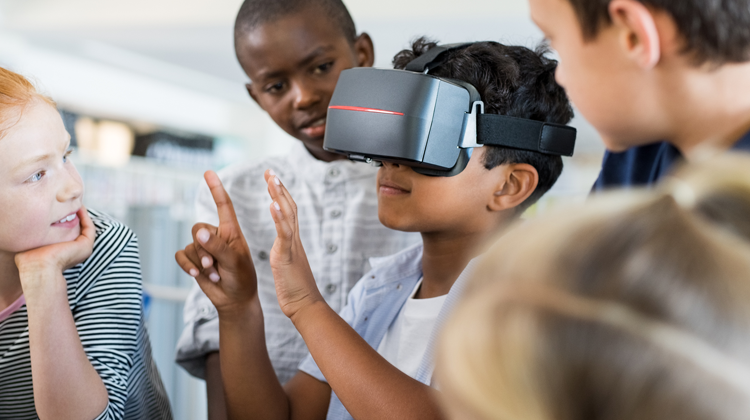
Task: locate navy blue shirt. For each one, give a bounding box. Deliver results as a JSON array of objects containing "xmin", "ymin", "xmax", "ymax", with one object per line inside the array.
[{"xmin": 593, "ymin": 129, "xmax": 750, "ymax": 191}]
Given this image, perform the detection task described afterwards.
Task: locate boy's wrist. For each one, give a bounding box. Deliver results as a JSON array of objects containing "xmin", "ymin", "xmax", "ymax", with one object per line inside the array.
[
  {"xmin": 217, "ymin": 295, "xmax": 263, "ymax": 325},
  {"xmin": 289, "ymin": 298, "xmax": 331, "ymax": 331}
]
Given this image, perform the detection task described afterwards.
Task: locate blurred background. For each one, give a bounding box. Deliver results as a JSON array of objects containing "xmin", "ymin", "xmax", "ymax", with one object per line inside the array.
[{"xmin": 0, "ymin": 0, "xmax": 605, "ymax": 417}]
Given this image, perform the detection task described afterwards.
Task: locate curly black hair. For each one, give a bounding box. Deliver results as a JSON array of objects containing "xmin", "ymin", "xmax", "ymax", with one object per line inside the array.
[{"xmin": 393, "ymin": 38, "xmax": 575, "ymax": 212}]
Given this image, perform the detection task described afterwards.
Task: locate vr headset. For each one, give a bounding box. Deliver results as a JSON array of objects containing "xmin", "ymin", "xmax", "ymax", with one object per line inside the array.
[{"xmin": 323, "ymin": 43, "xmax": 577, "ymax": 176}]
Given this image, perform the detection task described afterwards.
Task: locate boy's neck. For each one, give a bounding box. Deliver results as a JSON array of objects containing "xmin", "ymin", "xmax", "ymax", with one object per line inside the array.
[
  {"xmin": 0, "ymin": 251, "xmax": 23, "ymax": 311},
  {"xmin": 417, "ymin": 227, "xmax": 499, "ymax": 300},
  {"xmin": 663, "ymin": 62, "xmax": 750, "ymax": 157}
]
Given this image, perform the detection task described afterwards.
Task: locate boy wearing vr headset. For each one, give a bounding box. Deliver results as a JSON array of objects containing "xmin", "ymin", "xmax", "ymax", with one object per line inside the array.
[
  {"xmin": 176, "ymin": 39, "xmax": 575, "ymax": 419},
  {"xmin": 174, "ymin": 0, "xmax": 417, "ymax": 416},
  {"xmin": 526, "ymin": 0, "xmax": 750, "ymax": 188}
]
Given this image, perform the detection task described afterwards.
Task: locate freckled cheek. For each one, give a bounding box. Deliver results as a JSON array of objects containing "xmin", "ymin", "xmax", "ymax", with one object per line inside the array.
[{"xmin": 0, "ymin": 195, "xmax": 51, "ymax": 252}]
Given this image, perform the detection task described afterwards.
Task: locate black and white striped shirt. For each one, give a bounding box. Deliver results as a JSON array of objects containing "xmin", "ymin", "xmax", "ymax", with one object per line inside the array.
[{"xmin": 0, "ymin": 209, "xmax": 172, "ymax": 420}]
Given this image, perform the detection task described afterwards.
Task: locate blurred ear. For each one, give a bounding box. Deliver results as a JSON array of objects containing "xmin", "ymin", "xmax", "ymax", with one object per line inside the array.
[
  {"xmin": 609, "ymin": 0, "xmax": 661, "ymax": 69},
  {"xmin": 489, "ymin": 163, "xmax": 539, "ymax": 212},
  {"xmin": 354, "ymin": 33, "xmax": 375, "ymax": 67}
]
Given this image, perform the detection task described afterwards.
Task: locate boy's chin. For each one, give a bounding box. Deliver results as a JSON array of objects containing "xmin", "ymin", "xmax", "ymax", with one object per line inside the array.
[
  {"xmin": 298, "ymin": 135, "xmax": 326, "ymax": 150},
  {"xmin": 377, "ymin": 213, "xmax": 419, "ymax": 233},
  {"xmin": 600, "ymin": 132, "xmax": 658, "ymax": 153}
]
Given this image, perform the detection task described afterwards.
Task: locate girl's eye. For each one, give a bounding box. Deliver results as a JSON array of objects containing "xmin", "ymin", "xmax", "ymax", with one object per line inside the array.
[
  {"xmin": 313, "ymin": 62, "xmax": 334, "ymax": 75},
  {"xmin": 30, "ymin": 171, "xmax": 45, "ymax": 183},
  {"xmin": 63, "ymin": 149, "xmax": 72, "ymax": 163}
]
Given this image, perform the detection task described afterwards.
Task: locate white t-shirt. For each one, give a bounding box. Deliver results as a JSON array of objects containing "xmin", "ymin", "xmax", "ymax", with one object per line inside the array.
[{"xmin": 376, "ymin": 278, "xmax": 447, "ymax": 379}]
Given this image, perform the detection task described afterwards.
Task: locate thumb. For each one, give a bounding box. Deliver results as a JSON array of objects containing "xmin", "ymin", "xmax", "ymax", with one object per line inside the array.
[
  {"xmin": 195, "ymin": 227, "xmax": 231, "ymax": 265},
  {"xmin": 76, "ymin": 206, "xmax": 96, "ymax": 245}
]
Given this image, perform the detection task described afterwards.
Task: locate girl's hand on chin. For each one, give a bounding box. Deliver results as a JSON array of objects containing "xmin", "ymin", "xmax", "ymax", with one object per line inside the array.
[
  {"xmin": 264, "ymin": 169, "xmax": 324, "ymax": 322},
  {"xmin": 15, "ymin": 207, "xmax": 95, "ymax": 287}
]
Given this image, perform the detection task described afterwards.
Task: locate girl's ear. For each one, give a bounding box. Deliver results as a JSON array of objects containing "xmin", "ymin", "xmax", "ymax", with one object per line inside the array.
[
  {"xmin": 353, "ymin": 33, "xmax": 375, "ymax": 67},
  {"xmin": 609, "ymin": 0, "xmax": 661, "ymax": 69},
  {"xmin": 489, "ymin": 163, "xmax": 539, "ymax": 212}
]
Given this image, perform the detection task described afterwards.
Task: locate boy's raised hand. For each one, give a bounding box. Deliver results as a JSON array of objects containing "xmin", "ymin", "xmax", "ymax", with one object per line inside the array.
[
  {"xmin": 264, "ymin": 169, "xmax": 324, "ymax": 321},
  {"xmin": 175, "ymin": 171, "xmax": 257, "ymax": 313}
]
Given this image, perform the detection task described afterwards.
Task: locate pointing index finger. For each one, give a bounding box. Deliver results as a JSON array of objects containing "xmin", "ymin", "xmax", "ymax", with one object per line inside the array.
[{"xmin": 204, "ymin": 170, "xmax": 239, "ymax": 228}]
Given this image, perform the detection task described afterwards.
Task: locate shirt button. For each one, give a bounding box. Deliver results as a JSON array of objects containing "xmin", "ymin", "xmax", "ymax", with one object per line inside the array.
[
  {"xmin": 257, "ymin": 251, "xmax": 269, "ymax": 260},
  {"xmin": 326, "ymin": 244, "xmax": 338, "ymax": 254},
  {"xmin": 328, "ymin": 167, "xmax": 341, "ymax": 178},
  {"xmin": 397, "ymin": 284, "xmax": 403, "ymax": 290},
  {"xmin": 325, "ymin": 284, "xmax": 337, "ymax": 294},
  {"xmin": 330, "ymin": 209, "xmax": 342, "ymax": 219}
]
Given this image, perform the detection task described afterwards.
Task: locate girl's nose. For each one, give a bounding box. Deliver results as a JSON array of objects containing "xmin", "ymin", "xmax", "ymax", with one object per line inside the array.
[{"xmin": 58, "ymin": 168, "xmax": 84, "ymax": 203}]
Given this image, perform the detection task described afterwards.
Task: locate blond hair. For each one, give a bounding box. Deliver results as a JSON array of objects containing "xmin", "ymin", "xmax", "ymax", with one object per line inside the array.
[
  {"xmin": 437, "ymin": 153, "xmax": 750, "ymax": 420},
  {"xmin": 0, "ymin": 66, "xmax": 56, "ymax": 138}
]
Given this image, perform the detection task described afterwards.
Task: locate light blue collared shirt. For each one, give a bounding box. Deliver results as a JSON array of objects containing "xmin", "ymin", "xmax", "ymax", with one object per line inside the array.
[{"xmin": 298, "ymin": 242, "xmax": 478, "ymax": 420}]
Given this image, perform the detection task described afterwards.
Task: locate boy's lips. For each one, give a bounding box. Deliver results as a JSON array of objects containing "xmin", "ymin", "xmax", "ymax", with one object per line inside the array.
[
  {"xmin": 378, "ymin": 179, "xmax": 411, "ymax": 196},
  {"xmin": 51, "ymin": 211, "xmax": 79, "ymax": 228},
  {"xmin": 299, "ymin": 117, "xmax": 326, "ymax": 139}
]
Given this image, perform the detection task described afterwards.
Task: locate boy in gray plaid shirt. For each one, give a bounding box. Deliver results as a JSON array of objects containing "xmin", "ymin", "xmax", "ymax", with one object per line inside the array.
[{"xmin": 174, "ymin": 0, "xmax": 417, "ymax": 417}]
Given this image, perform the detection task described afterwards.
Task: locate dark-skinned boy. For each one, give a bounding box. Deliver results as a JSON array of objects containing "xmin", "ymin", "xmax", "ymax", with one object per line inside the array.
[{"xmin": 174, "ymin": 1, "xmax": 417, "ymax": 418}]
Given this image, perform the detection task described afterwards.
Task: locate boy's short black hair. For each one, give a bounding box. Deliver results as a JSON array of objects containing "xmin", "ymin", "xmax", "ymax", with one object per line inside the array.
[
  {"xmin": 566, "ymin": 0, "xmax": 750, "ymax": 65},
  {"xmin": 393, "ymin": 38, "xmax": 574, "ymax": 213},
  {"xmin": 234, "ymin": 0, "xmax": 357, "ymax": 46}
]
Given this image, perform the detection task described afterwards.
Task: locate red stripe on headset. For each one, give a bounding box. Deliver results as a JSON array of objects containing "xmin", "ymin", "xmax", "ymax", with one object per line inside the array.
[{"xmin": 328, "ymin": 105, "xmax": 404, "ymax": 116}]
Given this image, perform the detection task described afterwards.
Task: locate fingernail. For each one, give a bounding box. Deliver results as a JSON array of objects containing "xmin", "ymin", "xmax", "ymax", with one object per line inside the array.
[
  {"xmin": 202, "ymin": 256, "xmax": 211, "ymax": 268},
  {"xmin": 268, "ymin": 169, "xmax": 276, "ymax": 176},
  {"xmin": 273, "ymin": 201, "xmax": 281, "ymax": 211},
  {"xmin": 209, "ymin": 273, "xmax": 220, "ymax": 283},
  {"xmin": 197, "ymin": 228, "xmax": 210, "ymax": 243},
  {"xmin": 274, "ymin": 176, "xmax": 281, "ymax": 186},
  {"xmin": 189, "ymin": 268, "xmax": 199, "ymax": 277}
]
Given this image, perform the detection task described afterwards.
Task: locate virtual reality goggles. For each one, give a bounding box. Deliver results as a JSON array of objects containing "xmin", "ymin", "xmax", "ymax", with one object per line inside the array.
[{"xmin": 323, "ymin": 43, "xmax": 577, "ymax": 176}]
